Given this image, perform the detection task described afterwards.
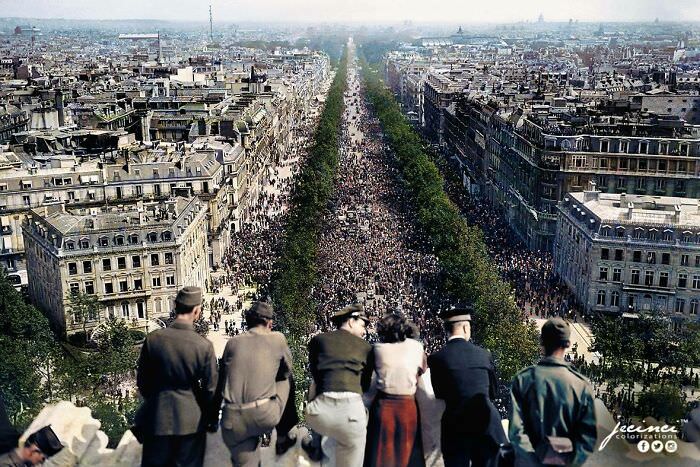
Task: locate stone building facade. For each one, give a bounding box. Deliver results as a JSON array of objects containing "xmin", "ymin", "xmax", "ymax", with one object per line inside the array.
[
  {"xmin": 555, "ymin": 188, "xmax": 700, "ymax": 324},
  {"xmin": 23, "ymin": 197, "xmax": 209, "ymax": 335}
]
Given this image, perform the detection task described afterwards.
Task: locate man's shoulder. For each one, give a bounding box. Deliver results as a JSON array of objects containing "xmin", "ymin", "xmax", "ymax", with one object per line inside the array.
[
  {"xmin": 0, "ymin": 450, "xmax": 21, "ymax": 467},
  {"xmin": 150, "ymin": 326, "xmax": 212, "ymax": 350},
  {"xmin": 565, "ymin": 365, "xmax": 594, "ymax": 389}
]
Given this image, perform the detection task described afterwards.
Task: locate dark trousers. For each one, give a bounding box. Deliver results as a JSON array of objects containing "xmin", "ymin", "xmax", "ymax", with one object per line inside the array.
[
  {"xmin": 441, "ymin": 434, "xmax": 499, "ymax": 467},
  {"xmin": 277, "ymin": 375, "xmax": 299, "ymax": 438},
  {"xmin": 141, "ymin": 432, "xmax": 206, "ymax": 467}
]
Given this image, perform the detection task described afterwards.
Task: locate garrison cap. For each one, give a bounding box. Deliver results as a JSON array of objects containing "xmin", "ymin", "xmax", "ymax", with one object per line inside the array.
[
  {"xmin": 541, "ymin": 317, "xmax": 571, "ymax": 346},
  {"xmin": 440, "ymin": 303, "xmax": 474, "ymax": 323},
  {"xmin": 331, "ymin": 303, "xmax": 369, "ymax": 323},
  {"xmin": 27, "ymin": 425, "xmax": 63, "ymax": 457},
  {"xmin": 175, "ymin": 286, "xmax": 202, "ymax": 307},
  {"xmin": 246, "ymin": 301, "xmax": 275, "ymax": 320}
]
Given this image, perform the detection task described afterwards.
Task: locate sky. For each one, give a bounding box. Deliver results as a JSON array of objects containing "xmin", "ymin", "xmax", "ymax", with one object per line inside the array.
[{"xmin": 1, "ymin": 0, "xmax": 699, "ymax": 24}]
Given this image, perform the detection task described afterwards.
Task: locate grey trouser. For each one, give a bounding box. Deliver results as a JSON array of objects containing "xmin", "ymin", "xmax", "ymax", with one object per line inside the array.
[
  {"xmin": 305, "ymin": 393, "xmax": 367, "ymax": 467},
  {"xmin": 221, "ymin": 379, "xmax": 290, "ymax": 467}
]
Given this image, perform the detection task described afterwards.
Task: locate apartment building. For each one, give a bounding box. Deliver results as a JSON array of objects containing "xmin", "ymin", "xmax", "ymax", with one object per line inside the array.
[
  {"xmin": 23, "ymin": 197, "xmax": 209, "ymax": 335},
  {"xmin": 555, "ymin": 188, "xmax": 700, "ymax": 324}
]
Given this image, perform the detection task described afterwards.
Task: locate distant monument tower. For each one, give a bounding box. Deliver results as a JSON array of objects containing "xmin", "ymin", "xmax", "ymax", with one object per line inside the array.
[{"xmin": 537, "ymin": 13, "xmax": 544, "ymax": 23}]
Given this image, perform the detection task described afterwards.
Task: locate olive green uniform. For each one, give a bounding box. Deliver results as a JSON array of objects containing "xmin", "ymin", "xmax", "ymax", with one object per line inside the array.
[{"xmin": 509, "ymin": 356, "xmax": 597, "ymax": 467}]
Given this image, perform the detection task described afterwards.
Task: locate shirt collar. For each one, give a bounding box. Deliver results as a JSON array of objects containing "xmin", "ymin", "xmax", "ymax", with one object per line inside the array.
[
  {"xmin": 448, "ymin": 335, "xmax": 467, "ymax": 341},
  {"xmin": 169, "ymin": 320, "xmax": 195, "ymax": 331},
  {"xmin": 539, "ymin": 356, "xmax": 569, "ymax": 367}
]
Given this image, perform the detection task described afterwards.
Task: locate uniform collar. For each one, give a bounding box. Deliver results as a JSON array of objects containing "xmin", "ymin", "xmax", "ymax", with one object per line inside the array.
[
  {"xmin": 538, "ymin": 356, "xmax": 569, "ymax": 367},
  {"xmin": 448, "ymin": 335, "xmax": 467, "ymax": 342},
  {"xmin": 169, "ymin": 320, "xmax": 195, "ymax": 331}
]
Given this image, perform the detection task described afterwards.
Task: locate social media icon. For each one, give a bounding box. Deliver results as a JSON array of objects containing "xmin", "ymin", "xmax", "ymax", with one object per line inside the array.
[
  {"xmin": 651, "ymin": 440, "xmax": 664, "ymax": 453},
  {"xmin": 665, "ymin": 440, "xmax": 678, "ymax": 453},
  {"xmin": 637, "ymin": 440, "xmax": 650, "ymax": 453}
]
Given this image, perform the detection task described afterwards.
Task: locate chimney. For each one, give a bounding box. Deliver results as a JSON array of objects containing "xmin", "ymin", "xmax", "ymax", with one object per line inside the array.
[
  {"xmin": 583, "ymin": 180, "xmax": 599, "ymax": 202},
  {"xmin": 673, "ymin": 205, "xmax": 682, "ymax": 224},
  {"xmin": 627, "ymin": 202, "xmax": 634, "ymax": 220}
]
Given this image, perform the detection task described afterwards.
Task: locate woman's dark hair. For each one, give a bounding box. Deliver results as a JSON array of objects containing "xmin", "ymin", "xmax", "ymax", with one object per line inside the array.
[{"xmin": 377, "ymin": 313, "xmax": 418, "ymax": 343}]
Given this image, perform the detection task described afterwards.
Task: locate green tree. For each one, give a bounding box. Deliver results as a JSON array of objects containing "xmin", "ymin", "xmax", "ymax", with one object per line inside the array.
[
  {"xmin": 636, "ymin": 384, "xmax": 688, "ymax": 423},
  {"xmin": 67, "ymin": 292, "xmax": 101, "ymax": 342},
  {"xmin": 0, "ymin": 271, "xmax": 59, "ymax": 427}
]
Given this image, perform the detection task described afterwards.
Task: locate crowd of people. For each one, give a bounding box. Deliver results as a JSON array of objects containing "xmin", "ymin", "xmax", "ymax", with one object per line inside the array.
[
  {"xmin": 438, "ymin": 165, "xmax": 582, "ymax": 322},
  {"xmin": 313, "ymin": 57, "xmax": 448, "ymax": 356}
]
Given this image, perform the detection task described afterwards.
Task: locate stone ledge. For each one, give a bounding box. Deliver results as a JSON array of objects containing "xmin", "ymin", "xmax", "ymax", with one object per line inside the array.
[{"xmin": 16, "ymin": 374, "xmax": 700, "ymax": 466}]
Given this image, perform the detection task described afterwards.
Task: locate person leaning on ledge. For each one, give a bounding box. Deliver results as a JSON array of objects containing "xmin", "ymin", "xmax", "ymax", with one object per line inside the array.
[
  {"xmin": 509, "ymin": 317, "xmax": 597, "ymax": 467},
  {"xmin": 215, "ymin": 302, "xmax": 299, "ymax": 467},
  {"xmin": 428, "ymin": 304, "xmax": 506, "ymax": 467},
  {"xmin": 135, "ymin": 286, "xmax": 219, "ymax": 467},
  {"xmin": 305, "ymin": 304, "xmax": 373, "ymax": 467},
  {"xmin": 0, "ymin": 425, "xmax": 63, "ymax": 467}
]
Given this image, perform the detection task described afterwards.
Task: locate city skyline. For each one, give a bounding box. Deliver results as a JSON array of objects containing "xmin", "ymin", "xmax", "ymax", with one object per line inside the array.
[{"xmin": 2, "ymin": 0, "xmax": 700, "ymax": 24}]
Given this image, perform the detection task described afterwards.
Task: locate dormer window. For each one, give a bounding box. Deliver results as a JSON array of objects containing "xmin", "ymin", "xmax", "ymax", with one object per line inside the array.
[
  {"xmin": 129, "ymin": 234, "xmax": 139, "ymax": 244},
  {"xmin": 148, "ymin": 232, "xmax": 158, "ymax": 242},
  {"xmin": 79, "ymin": 238, "xmax": 90, "ymax": 249},
  {"xmin": 161, "ymin": 231, "xmax": 172, "ymax": 241},
  {"xmin": 98, "ymin": 236, "xmax": 109, "ymax": 247},
  {"xmin": 65, "ymin": 241, "xmax": 75, "ymax": 250},
  {"xmin": 114, "ymin": 235, "xmax": 125, "ymax": 246}
]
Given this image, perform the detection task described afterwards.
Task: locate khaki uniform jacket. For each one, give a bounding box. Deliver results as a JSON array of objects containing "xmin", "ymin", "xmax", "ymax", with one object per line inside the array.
[
  {"xmin": 136, "ymin": 321, "xmax": 218, "ymax": 436},
  {"xmin": 0, "ymin": 450, "xmax": 26, "ymax": 467},
  {"xmin": 509, "ymin": 356, "xmax": 597, "ymax": 467}
]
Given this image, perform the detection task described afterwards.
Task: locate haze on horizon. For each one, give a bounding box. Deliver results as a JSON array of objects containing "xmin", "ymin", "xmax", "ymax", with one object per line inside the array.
[{"xmin": 1, "ymin": 0, "xmax": 699, "ymax": 24}]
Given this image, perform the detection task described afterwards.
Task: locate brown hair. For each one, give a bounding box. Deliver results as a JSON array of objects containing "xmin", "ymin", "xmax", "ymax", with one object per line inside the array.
[{"xmin": 377, "ymin": 313, "xmax": 419, "ymax": 343}]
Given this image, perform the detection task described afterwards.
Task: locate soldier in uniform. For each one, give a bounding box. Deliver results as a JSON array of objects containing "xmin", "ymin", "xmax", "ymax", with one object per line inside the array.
[
  {"xmin": 509, "ymin": 317, "xmax": 597, "ymax": 467},
  {"xmin": 428, "ymin": 305, "xmax": 506, "ymax": 467},
  {"xmin": 136, "ymin": 286, "xmax": 219, "ymax": 467},
  {"xmin": 0, "ymin": 425, "xmax": 63, "ymax": 467},
  {"xmin": 216, "ymin": 302, "xmax": 298, "ymax": 466}
]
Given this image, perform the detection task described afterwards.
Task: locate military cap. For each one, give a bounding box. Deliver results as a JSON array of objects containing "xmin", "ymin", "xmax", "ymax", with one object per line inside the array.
[
  {"xmin": 246, "ymin": 301, "xmax": 274, "ymax": 320},
  {"xmin": 175, "ymin": 286, "xmax": 202, "ymax": 307},
  {"xmin": 440, "ymin": 303, "xmax": 474, "ymax": 323},
  {"xmin": 26, "ymin": 425, "xmax": 63, "ymax": 457},
  {"xmin": 331, "ymin": 303, "xmax": 369, "ymax": 323},
  {"xmin": 541, "ymin": 317, "xmax": 571, "ymax": 346}
]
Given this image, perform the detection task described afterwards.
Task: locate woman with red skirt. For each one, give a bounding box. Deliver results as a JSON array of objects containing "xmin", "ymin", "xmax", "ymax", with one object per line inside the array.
[{"xmin": 364, "ymin": 313, "xmax": 426, "ymax": 467}]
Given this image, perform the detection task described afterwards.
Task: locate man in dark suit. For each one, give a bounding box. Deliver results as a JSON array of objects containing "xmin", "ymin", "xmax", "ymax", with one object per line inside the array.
[
  {"xmin": 136, "ymin": 286, "xmax": 218, "ymax": 467},
  {"xmin": 428, "ymin": 305, "xmax": 506, "ymax": 467}
]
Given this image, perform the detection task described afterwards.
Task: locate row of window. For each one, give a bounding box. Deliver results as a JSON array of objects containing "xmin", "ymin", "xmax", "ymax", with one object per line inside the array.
[
  {"xmin": 596, "ymin": 291, "xmax": 699, "ymax": 315},
  {"xmin": 601, "ymin": 249, "xmax": 700, "ymax": 266},
  {"xmin": 600, "ymin": 226, "xmax": 700, "ymax": 243},
  {"xmin": 599, "ymin": 266, "xmax": 700, "ymax": 289},
  {"xmin": 72, "ymin": 301, "xmax": 147, "ymax": 323},
  {"xmin": 569, "ymin": 139, "xmax": 693, "ymax": 156},
  {"xmin": 68, "ymin": 274, "xmax": 176, "ymax": 296},
  {"xmin": 65, "ymin": 232, "xmax": 174, "ymax": 250},
  {"xmin": 67, "ymin": 252, "xmax": 174, "ymax": 275},
  {"xmin": 597, "ymin": 176, "xmax": 688, "ymax": 191}
]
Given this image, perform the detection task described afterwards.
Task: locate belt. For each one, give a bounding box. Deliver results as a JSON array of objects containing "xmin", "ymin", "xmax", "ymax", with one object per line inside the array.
[{"xmin": 229, "ymin": 397, "xmax": 274, "ymax": 410}]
